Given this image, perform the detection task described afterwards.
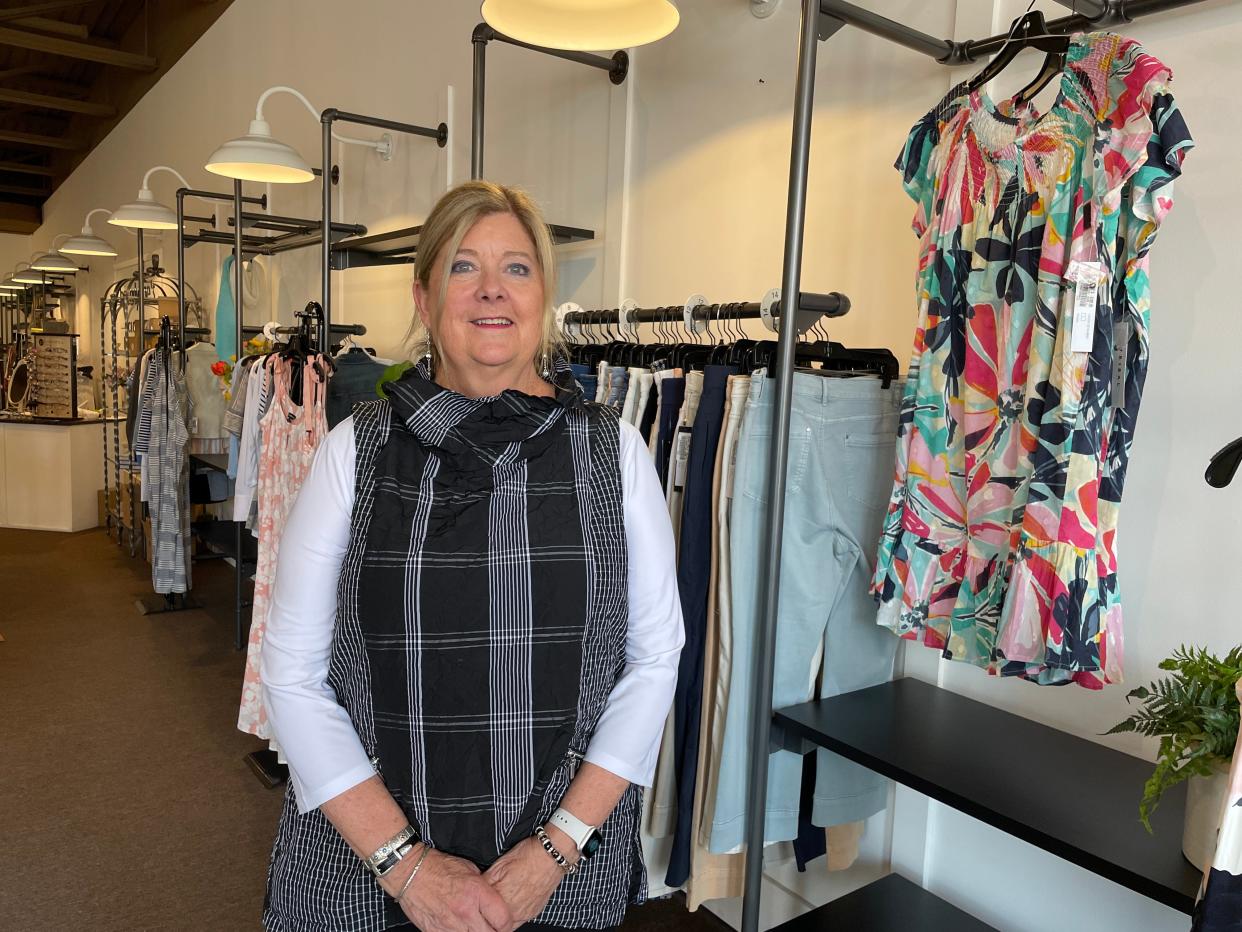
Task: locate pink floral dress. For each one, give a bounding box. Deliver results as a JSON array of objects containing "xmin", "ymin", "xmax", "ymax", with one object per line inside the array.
[{"xmin": 238, "ymin": 355, "xmax": 329, "ymax": 739}]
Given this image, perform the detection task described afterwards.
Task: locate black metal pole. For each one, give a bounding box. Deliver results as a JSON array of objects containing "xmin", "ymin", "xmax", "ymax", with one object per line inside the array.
[
  {"xmin": 323, "ymin": 108, "xmax": 448, "ymax": 143},
  {"xmin": 742, "ymin": 1, "xmax": 820, "ymax": 929},
  {"xmin": 562, "ymin": 292, "xmax": 850, "ymax": 326},
  {"xmin": 321, "ymin": 115, "xmax": 333, "ymax": 344},
  {"xmin": 819, "ymin": 0, "xmax": 953, "ymax": 59},
  {"xmin": 473, "ymin": 27, "xmax": 487, "ymax": 179},
  {"xmin": 1049, "ymin": 0, "xmax": 1109, "ymax": 16},
  {"xmin": 233, "ymin": 178, "xmax": 246, "ymax": 651},
  {"xmin": 176, "ymin": 190, "xmax": 187, "ymax": 366}
]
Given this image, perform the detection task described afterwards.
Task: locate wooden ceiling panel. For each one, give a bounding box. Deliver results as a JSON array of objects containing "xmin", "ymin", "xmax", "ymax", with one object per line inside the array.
[{"xmin": 0, "ymin": 0, "xmax": 234, "ymax": 223}]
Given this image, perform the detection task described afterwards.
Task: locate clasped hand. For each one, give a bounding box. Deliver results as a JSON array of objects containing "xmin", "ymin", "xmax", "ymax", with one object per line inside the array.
[{"xmin": 397, "ymin": 838, "xmax": 564, "ymax": 932}]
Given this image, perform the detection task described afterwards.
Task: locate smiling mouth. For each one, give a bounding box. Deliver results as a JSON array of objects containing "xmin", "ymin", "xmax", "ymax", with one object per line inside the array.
[{"xmin": 471, "ymin": 317, "xmax": 513, "ymax": 327}]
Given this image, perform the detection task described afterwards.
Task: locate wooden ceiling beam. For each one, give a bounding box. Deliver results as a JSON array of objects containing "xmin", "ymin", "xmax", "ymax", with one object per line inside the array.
[
  {"xmin": 0, "ymin": 86, "xmax": 114, "ymax": 116},
  {"xmin": 0, "ymin": 1, "xmax": 101, "ymax": 22},
  {"xmin": 0, "ymin": 25, "xmax": 157, "ymax": 71},
  {"xmin": 11, "ymin": 16, "xmax": 91, "ymax": 39},
  {"xmin": 0, "ymin": 200, "xmax": 41, "ymax": 235},
  {"xmin": 0, "ymin": 160, "xmax": 55, "ymax": 176},
  {"xmin": 53, "ymin": 0, "xmax": 234, "ymax": 184},
  {"xmin": 0, "ymin": 128, "xmax": 82, "ymax": 150},
  {"xmin": 0, "ymin": 182, "xmax": 50, "ymax": 197}
]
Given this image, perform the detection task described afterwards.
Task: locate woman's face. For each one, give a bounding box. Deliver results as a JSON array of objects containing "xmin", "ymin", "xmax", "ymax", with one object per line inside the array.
[{"xmin": 414, "ymin": 212, "xmax": 546, "ymax": 389}]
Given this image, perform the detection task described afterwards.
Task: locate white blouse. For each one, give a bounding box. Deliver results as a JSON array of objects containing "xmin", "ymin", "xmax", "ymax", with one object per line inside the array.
[{"xmin": 260, "ymin": 416, "xmax": 685, "ymax": 813}]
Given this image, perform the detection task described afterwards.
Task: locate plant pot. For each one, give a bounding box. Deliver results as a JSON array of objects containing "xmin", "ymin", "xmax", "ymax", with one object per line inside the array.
[{"xmin": 1183, "ymin": 764, "xmax": 1231, "ymax": 870}]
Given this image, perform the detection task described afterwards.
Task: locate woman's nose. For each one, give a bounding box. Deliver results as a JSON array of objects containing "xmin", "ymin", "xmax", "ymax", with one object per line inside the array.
[{"xmin": 476, "ymin": 267, "xmax": 505, "ymax": 301}]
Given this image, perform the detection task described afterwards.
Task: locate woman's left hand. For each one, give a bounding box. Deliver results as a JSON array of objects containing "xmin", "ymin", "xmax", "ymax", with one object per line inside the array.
[{"xmin": 483, "ymin": 836, "xmax": 566, "ymax": 930}]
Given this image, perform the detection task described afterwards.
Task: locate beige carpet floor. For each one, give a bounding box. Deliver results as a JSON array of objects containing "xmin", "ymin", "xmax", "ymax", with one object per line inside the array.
[{"xmin": 0, "ymin": 527, "xmax": 728, "ymax": 932}]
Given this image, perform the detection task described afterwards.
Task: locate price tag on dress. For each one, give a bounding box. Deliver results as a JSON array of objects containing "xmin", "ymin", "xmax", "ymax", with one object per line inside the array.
[{"xmin": 1070, "ymin": 262, "xmax": 1102, "ymax": 354}]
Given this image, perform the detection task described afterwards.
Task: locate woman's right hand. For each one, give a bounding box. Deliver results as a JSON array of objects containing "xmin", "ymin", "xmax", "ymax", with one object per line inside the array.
[{"xmin": 395, "ymin": 849, "xmax": 514, "ymax": 932}]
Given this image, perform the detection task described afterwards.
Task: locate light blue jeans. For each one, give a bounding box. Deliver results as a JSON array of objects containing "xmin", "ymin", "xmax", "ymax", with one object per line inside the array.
[{"xmin": 709, "ymin": 372, "xmax": 901, "ymax": 852}]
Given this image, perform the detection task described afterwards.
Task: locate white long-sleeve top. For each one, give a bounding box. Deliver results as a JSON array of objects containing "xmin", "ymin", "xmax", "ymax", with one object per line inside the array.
[{"xmin": 261, "ymin": 415, "xmax": 685, "ymax": 813}]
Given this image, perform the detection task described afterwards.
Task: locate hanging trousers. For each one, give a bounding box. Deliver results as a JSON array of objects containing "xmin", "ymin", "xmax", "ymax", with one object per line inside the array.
[
  {"xmin": 709, "ymin": 372, "xmax": 901, "ymax": 853},
  {"xmin": 666, "ymin": 364, "xmax": 736, "ymax": 887},
  {"xmin": 653, "ymin": 376, "xmax": 685, "ymax": 488},
  {"xmin": 665, "ymin": 371, "xmax": 703, "ymax": 548}
]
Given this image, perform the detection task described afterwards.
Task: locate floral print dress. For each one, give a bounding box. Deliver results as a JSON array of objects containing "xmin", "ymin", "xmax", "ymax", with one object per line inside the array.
[{"xmin": 872, "ymin": 33, "xmax": 1192, "ymax": 688}]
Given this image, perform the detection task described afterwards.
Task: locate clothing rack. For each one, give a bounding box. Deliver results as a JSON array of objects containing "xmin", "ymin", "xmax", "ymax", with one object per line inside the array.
[
  {"xmin": 558, "ymin": 291, "xmax": 849, "ymax": 334},
  {"xmin": 738, "ymin": 1, "xmax": 1213, "ymax": 929},
  {"xmin": 471, "ymin": 23, "xmax": 627, "ymax": 179},
  {"xmin": 317, "ymin": 109, "xmax": 447, "ymax": 337},
  {"xmin": 98, "ymin": 256, "xmax": 201, "ymax": 561}
]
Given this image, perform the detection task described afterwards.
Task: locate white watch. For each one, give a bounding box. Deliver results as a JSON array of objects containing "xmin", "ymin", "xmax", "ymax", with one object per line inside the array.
[{"xmin": 549, "ymin": 807, "xmax": 600, "ymax": 858}]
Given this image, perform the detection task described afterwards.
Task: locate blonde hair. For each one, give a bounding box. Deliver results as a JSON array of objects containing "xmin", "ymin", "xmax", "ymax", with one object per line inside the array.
[{"xmin": 408, "ymin": 180, "xmax": 563, "ymax": 370}]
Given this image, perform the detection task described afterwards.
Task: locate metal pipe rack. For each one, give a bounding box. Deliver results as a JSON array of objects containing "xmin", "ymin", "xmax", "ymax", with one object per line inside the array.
[
  {"xmin": 740, "ymin": 0, "xmax": 1213, "ymax": 929},
  {"xmin": 471, "ymin": 23, "xmax": 628, "ymax": 180},
  {"xmin": 318, "ymin": 109, "xmax": 447, "ymax": 340},
  {"xmin": 560, "ymin": 292, "xmax": 850, "ymax": 328}
]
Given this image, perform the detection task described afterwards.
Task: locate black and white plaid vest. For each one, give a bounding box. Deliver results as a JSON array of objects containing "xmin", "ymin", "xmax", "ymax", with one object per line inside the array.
[{"xmin": 264, "ymin": 359, "xmax": 646, "ymax": 931}]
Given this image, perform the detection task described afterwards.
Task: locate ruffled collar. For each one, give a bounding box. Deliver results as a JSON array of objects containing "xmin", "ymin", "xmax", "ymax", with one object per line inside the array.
[{"xmin": 384, "ymin": 354, "xmax": 583, "ymax": 468}]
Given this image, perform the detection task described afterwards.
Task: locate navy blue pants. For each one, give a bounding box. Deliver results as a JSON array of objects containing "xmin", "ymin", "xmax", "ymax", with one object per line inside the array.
[
  {"xmin": 665, "ymin": 364, "xmax": 736, "ymax": 887},
  {"xmin": 654, "ymin": 377, "xmax": 685, "ymax": 488}
]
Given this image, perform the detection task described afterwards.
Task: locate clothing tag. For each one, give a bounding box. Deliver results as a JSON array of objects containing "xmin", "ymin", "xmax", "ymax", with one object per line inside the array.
[
  {"xmin": 1111, "ymin": 320, "xmax": 1130, "ymax": 408},
  {"xmin": 1070, "ymin": 261, "xmax": 1102, "ymax": 353},
  {"xmin": 725, "ymin": 442, "xmax": 739, "ymax": 499},
  {"xmin": 673, "ymin": 428, "xmax": 692, "ymax": 491}
]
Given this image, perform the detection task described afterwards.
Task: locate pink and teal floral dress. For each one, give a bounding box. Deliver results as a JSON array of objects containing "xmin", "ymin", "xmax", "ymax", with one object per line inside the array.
[{"xmin": 872, "ymin": 32, "xmax": 1192, "ymax": 688}]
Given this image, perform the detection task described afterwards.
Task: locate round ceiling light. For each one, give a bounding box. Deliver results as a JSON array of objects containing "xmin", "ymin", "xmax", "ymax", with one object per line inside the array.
[{"xmin": 481, "ymin": 0, "xmax": 679, "ymax": 51}]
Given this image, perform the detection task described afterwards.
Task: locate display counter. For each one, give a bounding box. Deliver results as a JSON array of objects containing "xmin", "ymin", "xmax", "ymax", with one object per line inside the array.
[{"xmin": 0, "ymin": 418, "xmax": 104, "ymax": 532}]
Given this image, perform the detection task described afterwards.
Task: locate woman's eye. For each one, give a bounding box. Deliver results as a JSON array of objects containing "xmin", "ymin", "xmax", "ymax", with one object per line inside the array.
[
  {"xmin": 507, "ymin": 263, "xmax": 531, "ymax": 276},
  {"xmin": 450, "ymin": 260, "xmax": 475, "ymax": 274}
]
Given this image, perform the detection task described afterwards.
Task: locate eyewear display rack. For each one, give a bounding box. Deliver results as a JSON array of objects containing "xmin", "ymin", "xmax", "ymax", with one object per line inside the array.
[
  {"xmin": 97, "ymin": 254, "xmax": 203, "ymax": 561},
  {"xmin": 741, "ymin": 2, "xmax": 1212, "ymax": 930}
]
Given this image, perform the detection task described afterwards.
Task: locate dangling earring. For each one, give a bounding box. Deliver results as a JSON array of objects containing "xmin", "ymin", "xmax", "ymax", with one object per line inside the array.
[
  {"xmin": 424, "ymin": 333, "xmax": 435, "ymax": 377},
  {"xmin": 539, "ymin": 349, "xmax": 551, "ymax": 380}
]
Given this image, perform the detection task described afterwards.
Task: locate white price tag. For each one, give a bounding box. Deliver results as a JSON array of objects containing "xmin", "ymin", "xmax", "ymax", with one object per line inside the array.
[
  {"xmin": 673, "ymin": 428, "xmax": 692, "ymax": 491},
  {"xmin": 1111, "ymin": 321, "xmax": 1130, "ymax": 408},
  {"xmin": 1070, "ymin": 262, "xmax": 1102, "ymax": 354}
]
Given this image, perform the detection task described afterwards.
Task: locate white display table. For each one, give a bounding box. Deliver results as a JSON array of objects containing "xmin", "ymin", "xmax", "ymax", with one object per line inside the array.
[{"xmin": 0, "ymin": 419, "xmax": 104, "ymax": 532}]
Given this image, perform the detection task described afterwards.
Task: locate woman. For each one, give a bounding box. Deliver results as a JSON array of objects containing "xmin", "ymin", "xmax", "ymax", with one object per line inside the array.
[{"xmin": 260, "ymin": 180, "xmax": 684, "ymax": 932}]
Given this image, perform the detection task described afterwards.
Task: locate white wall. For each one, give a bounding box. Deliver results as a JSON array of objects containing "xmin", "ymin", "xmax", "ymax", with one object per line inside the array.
[
  {"xmin": 33, "ymin": 0, "xmax": 618, "ymax": 364},
  {"xmin": 0, "ymin": 233, "xmax": 31, "ymax": 276},
  {"xmin": 25, "ymin": 0, "xmax": 1241, "ymax": 929}
]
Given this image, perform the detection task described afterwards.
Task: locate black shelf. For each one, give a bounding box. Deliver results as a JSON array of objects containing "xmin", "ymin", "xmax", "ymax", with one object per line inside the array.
[
  {"xmin": 329, "ymin": 222, "xmax": 595, "ymax": 271},
  {"xmin": 774, "ymin": 678, "xmax": 1201, "ymax": 914},
  {"xmin": 193, "ymin": 518, "xmax": 257, "ymax": 569},
  {"xmin": 772, "ymin": 874, "xmax": 995, "ymax": 931},
  {"xmin": 190, "ymin": 452, "xmax": 230, "ymax": 473}
]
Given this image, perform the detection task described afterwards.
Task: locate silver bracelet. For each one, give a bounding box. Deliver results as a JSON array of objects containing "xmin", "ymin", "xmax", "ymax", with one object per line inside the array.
[
  {"xmin": 365, "ymin": 824, "xmax": 417, "ymax": 878},
  {"xmin": 396, "ymin": 843, "xmax": 433, "ymax": 903}
]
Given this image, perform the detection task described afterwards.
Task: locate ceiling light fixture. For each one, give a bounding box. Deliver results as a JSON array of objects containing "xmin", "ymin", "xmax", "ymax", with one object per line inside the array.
[
  {"xmin": 205, "ymin": 85, "xmax": 392, "ymax": 184},
  {"xmin": 31, "ymin": 235, "xmax": 81, "ymax": 273},
  {"xmin": 61, "ymin": 208, "xmax": 118, "ymax": 257},
  {"xmin": 13, "ymin": 263, "xmax": 44, "ymax": 284},
  {"xmin": 109, "ymin": 166, "xmax": 193, "ymax": 230},
  {"xmin": 480, "ymin": 0, "xmax": 679, "ymax": 51}
]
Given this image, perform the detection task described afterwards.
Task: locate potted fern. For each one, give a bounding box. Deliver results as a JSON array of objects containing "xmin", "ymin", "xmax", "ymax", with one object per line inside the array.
[{"xmin": 1108, "ymin": 645, "xmax": 1241, "ymax": 869}]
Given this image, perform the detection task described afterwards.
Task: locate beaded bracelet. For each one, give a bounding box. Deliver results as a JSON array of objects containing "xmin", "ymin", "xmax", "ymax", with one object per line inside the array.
[{"xmin": 534, "ymin": 826, "xmax": 577, "ymax": 875}]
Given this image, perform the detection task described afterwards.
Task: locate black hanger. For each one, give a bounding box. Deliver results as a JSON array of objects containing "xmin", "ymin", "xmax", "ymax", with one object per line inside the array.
[
  {"xmin": 1206, "ymin": 436, "xmax": 1242, "ymax": 488},
  {"xmin": 966, "ymin": 10, "xmax": 1070, "ymax": 99}
]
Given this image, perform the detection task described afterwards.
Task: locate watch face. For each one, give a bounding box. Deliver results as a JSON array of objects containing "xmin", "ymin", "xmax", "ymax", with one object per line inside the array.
[{"xmin": 581, "ymin": 831, "xmax": 603, "ymax": 860}]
